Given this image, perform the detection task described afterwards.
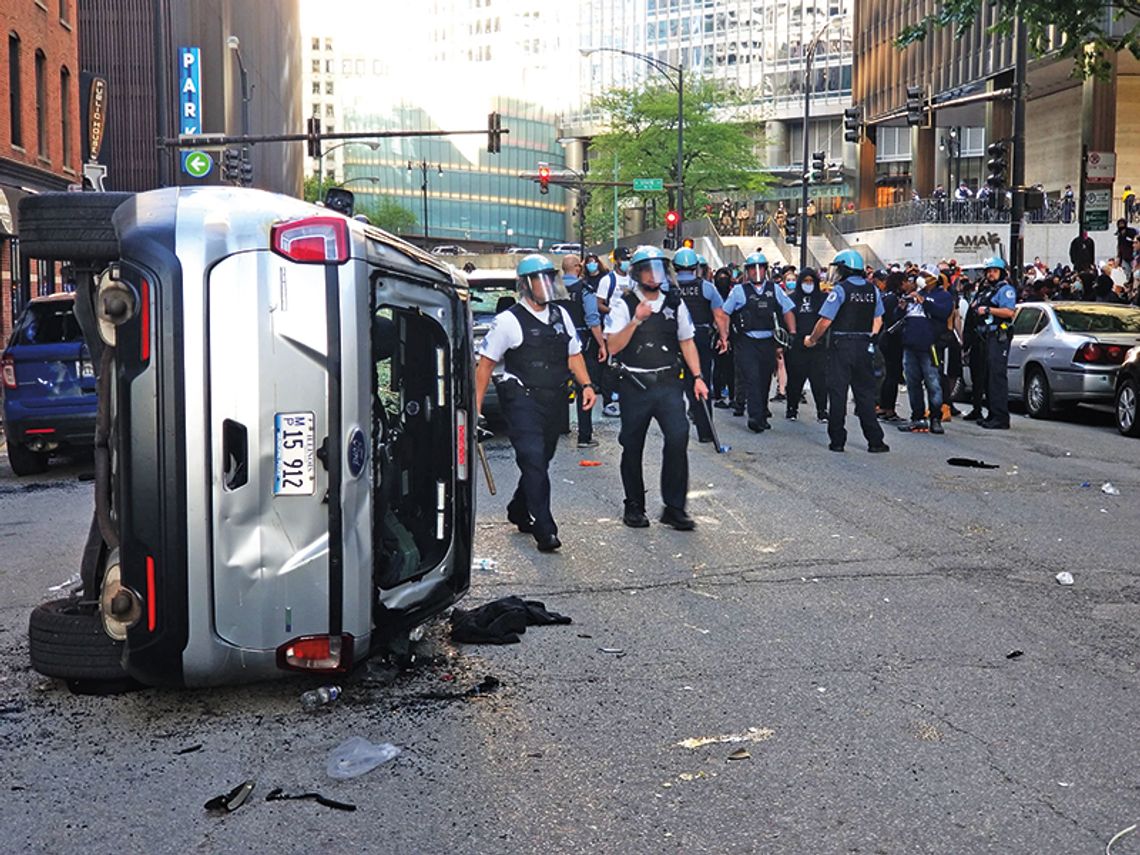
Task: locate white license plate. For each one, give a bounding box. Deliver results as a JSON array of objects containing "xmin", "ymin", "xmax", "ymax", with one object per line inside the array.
[{"xmin": 274, "ymin": 412, "xmax": 315, "ymax": 496}]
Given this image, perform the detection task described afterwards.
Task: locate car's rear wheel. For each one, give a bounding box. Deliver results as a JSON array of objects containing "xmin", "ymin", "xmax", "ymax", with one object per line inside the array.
[
  {"xmin": 16, "ymin": 192, "xmax": 131, "ymax": 263},
  {"xmin": 1024, "ymin": 367, "xmax": 1054, "ymax": 419},
  {"xmin": 4, "ymin": 435, "xmax": 50, "ymax": 477},
  {"xmin": 1116, "ymin": 378, "xmax": 1140, "ymax": 437},
  {"xmin": 28, "ymin": 597, "xmax": 127, "ymax": 683}
]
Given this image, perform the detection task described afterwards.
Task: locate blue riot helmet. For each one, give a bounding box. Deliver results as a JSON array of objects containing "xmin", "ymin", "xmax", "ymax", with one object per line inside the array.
[
  {"xmin": 696, "ymin": 254, "xmax": 708, "ymax": 268},
  {"xmin": 982, "ymin": 256, "xmax": 1007, "ymax": 272},
  {"xmin": 516, "ymin": 254, "xmax": 567, "ymax": 306},
  {"xmin": 829, "ymin": 249, "xmax": 865, "ymax": 282},
  {"xmin": 744, "ymin": 251, "xmax": 768, "ymax": 284},
  {"xmin": 629, "ymin": 246, "xmax": 677, "ymax": 292},
  {"xmin": 672, "ymin": 247, "xmax": 699, "ymax": 271}
]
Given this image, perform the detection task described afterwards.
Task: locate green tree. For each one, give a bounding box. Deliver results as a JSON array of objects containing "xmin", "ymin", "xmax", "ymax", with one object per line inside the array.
[
  {"xmin": 582, "ymin": 77, "xmax": 768, "ymax": 243},
  {"xmin": 896, "ymin": 0, "xmax": 1140, "ymax": 78}
]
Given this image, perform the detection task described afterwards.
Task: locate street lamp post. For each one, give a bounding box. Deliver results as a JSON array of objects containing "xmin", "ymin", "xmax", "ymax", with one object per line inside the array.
[
  {"xmin": 226, "ymin": 36, "xmax": 252, "ymax": 186},
  {"xmin": 316, "ymin": 141, "xmax": 380, "ymax": 194},
  {"xmin": 581, "ymin": 47, "xmax": 684, "ymax": 241},
  {"xmin": 799, "ymin": 15, "xmax": 845, "ymax": 270},
  {"xmin": 408, "ymin": 159, "xmax": 443, "ymax": 247}
]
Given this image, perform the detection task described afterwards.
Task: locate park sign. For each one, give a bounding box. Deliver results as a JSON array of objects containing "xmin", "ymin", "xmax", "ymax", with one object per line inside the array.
[{"xmin": 633, "ymin": 178, "xmax": 664, "ymax": 192}]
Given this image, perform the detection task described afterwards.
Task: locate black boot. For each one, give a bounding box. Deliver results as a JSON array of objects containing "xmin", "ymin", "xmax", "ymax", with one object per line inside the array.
[{"xmin": 622, "ymin": 500, "xmax": 650, "ymax": 528}]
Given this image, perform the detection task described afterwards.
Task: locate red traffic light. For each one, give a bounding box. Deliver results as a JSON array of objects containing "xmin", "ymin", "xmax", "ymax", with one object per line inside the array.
[
  {"xmin": 537, "ymin": 164, "xmax": 551, "ymax": 180},
  {"xmin": 537, "ymin": 163, "xmax": 551, "ymax": 195},
  {"xmin": 665, "ymin": 210, "xmax": 679, "ymax": 227}
]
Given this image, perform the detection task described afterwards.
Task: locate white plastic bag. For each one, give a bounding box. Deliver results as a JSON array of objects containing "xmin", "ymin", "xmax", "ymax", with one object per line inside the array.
[{"xmin": 326, "ymin": 737, "xmax": 400, "ymax": 779}]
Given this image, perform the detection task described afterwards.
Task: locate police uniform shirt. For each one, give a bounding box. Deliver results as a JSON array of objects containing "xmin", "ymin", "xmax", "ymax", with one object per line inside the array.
[
  {"xmin": 477, "ymin": 302, "xmax": 582, "ymax": 384},
  {"xmin": 563, "ymin": 275, "xmax": 602, "ymax": 330},
  {"xmin": 983, "ymin": 282, "xmax": 1017, "ymax": 331},
  {"xmin": 818, "ymin": 280, "xmax": 885, "ymax": 332},
  {"xmin": 674, "ymin": 273, "xmax": 725, "ymax": 320},
  {"xmin": 605, "ymin": 288, "xmax": 696, "ymax": 366},
  {"xmin": 720, "ymin": 281, "xmax": 795, "ymax": 338}
]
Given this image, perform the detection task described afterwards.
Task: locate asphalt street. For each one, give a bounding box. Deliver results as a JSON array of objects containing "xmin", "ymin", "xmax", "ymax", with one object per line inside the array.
[{"xmin": 1, "ymin": 402, "xmax": 1138, "ymax": 854}]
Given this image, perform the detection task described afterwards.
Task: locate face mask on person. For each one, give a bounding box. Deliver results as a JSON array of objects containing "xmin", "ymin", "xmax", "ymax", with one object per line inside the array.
[
  {"xmin": 801, "ymin": 280, "xmax": 815, "ymax": 293},
  {"xmin": 585, "ymin": 262, "xmax": 599, "ymax": 275},
  {"xmin": 619, "ymin": 261, "xmax": 630, "ymax": 274}
]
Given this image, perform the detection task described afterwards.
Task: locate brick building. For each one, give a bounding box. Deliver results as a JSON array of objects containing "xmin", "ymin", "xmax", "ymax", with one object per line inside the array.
[{"xmin": 1, "ymin": 0, "xmax": 82, "ymax": 345}]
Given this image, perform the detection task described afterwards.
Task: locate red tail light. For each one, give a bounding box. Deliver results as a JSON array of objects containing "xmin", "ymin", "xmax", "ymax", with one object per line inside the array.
[
  {"xmin": 270, "ymin": 216, "xmax": 349, "ymax": 264},
  {"xmin": 456, "ymin": 409, "xmax": 469, "ymax": 481},
  {"xmin": 25, "ymin": 428, "xmax": 56, "ymax": 435},
  {"xmin": 276, "ymin": 634, "xmax": 354, "ymax": 672},
  {"xmin": 140, "ymin": 279, "xmax": 151, "ymax": 363},
  {"xmin": 1074, "ymin": 342, "xmax": 1128, "ymax": 365},
  {"xmin": 145, "ymin": 555, "xmax": 157, "ymax": 631},
  {"xmin": 1, "ymin": 355, "xmax": 15, "ymax": 389}
]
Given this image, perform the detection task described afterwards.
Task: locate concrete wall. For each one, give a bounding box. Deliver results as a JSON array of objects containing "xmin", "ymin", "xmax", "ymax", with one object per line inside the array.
[
  {"xmin": 843, "ymin": 223, "xmax": 1117, "ymax": 269},
  {"xmin": 1025, "ymin": 84, "xmax": 1083, "ymax": 193}
]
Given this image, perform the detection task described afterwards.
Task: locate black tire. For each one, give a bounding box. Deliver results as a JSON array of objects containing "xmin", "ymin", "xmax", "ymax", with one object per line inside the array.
[
  {"xmin": 16, "ymin": 192, "xmax": 131, "ymax": 263},
  {"xmin": 5, "ymin": 434, "xmax": 50, "ymax": 477},
  {"xmin": 1024, "ymin": 367, "xmax": 1054, "ymax": 419},
  {"xmin": 1116, "ymin": 378, "xmax": 1140, "ymax": 437},
  {"xmin": 28, "ymin": 597, "xmax": 126, "ymax": 682}
]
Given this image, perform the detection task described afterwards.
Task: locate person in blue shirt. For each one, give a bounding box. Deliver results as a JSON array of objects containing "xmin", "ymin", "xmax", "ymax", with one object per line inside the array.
[
  {"xmin": 714, "ymin": 252, "xmax": 795, "ymax": 433},
  {"xmin": 974, "ymin": 256, "xmax": 1018, "ymax": 430},
  {"xmin": 896, "ymin": 265, "xmax": 954, "ymax": 434},
  {"xmin": 559, "ymin": 254, "xmax": 608, "ymax": 447},
  {"xmin": 672, "ymin": 247, "xmax": 724, "ymax": 442},
  {"xmin": 803, "ymin": 249, "xmax": 890, "ymax": 453}
]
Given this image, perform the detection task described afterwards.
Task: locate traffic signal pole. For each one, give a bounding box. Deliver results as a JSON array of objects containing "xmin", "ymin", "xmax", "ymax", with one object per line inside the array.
[{"xmin": 1009, "ymin": 14, "xmax": 1027, "ymax": 275}]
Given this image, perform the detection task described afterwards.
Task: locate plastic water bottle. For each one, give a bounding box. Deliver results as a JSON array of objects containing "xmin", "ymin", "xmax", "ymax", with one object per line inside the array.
[
  {"xmin": 300, "ymin": 685, "xmax": 341, "ymax": 711},
  {"xmin": 472, "ymin": 558, "xmax": 497, "ymax": 571}
]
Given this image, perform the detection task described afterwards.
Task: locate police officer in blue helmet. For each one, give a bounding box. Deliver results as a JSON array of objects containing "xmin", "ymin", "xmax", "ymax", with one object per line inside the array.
[
  {"xmin": 475, "ymin": 254, "xmax": 598, "ymax": 551},
  {"xmin": 803, "ymin": 249, "xmax": 890, "ymax": 453},
  {"xmin": 714, "ymin": 251, "xmax": 796, "ymax": 433},
  {"xmin": 605, "ymin": 246, "xmax": 709, "ymax": 530},
  {"xmin": 974, "ymin": 256, "xmax": 1017, "ymax": 429},
  {"xmin": 671, "ymin": 247, "xmax": 724, "ymax": 443}
]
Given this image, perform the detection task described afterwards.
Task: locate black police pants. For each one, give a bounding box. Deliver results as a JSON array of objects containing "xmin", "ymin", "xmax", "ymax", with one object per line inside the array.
[
  {"xmin": 826, "ymin": 337, "xmax": 885, "ymax": 449},
  {"xmin": 785, "ymin": 341, "xmax": 828, "ymax": 417},
  {"xmin": 736, "ymin": 336, "xmax": 777, "ymax": 424},
  {"xmin": 618, "ymin": 377, "xmax": 690, "ymax": 512},
  {"xmin": 576, "ymin": 336, "xmax": 600, "ymax": 442},
  {"xmin": 984, "ymin": 332, "xmax": 1011, "ymax": 427},
  {"xmin": 967, "ymin": 340, "xmax": 988, "ymax": 413},
  {"xmin": 499, "ymin": 382, "xmax": 563, "ymax": 540},
  {"xmin": 879, "ymin": 337, "xmax": 903, "ymax": 412},
  {"xmin": 684, "ymin": 328, "xmax": 715, "ymax": 441}
]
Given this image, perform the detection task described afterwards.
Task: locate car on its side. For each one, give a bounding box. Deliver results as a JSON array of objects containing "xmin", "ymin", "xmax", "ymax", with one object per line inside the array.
[
  {"xmin": 1113, "ymin": 345, "xmax": 1140, "ymax": 437},
  {"xmin": 1, "ymin": 293, "xmax": 97, "ymax": 475},
  {"xmin": 1005, "ymin": 301, "xmax": 1140, "ymax": 418}
]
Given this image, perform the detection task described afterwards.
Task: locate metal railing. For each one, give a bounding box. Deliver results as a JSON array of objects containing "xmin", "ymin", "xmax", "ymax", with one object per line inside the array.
[{"xmin": 833, "ymin": 197, "xmax": 1078, "ymax": 233}]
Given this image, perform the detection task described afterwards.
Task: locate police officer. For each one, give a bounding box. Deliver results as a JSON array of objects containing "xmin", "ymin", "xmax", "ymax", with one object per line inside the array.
[
  {"xmin": 784, "ymin": 267, "xmax": 829, "ymax": 422},
  {"xmin": 559, "ymin": 254, "xmax": 607, "ymax": 447},
  {"xmin": 605, "ymin": 247, "xmax": 709, "ymax": 531},
  {"xmin": 974, "ymin": 256, "xmax": 1017, "ymax": 430},
  {"xmin": 803, "ymin": 250, "xmax": 890, "ymax": 453},
  {"xmin": 714, "ymin": 252, "xmax": 795, "ymax": 433},
  {"xmin": 475, "ymin": 255, "xmax": 598, "ymax": 552},
  {"xmin": 672, "ymin": 247, "xmax": 724, "ymax": 443}
]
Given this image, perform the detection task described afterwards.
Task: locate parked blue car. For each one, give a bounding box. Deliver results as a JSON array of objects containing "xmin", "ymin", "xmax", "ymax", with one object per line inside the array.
[{"xmin": 1, "ymin": 293, "xmax": 97, "ymax": 475}]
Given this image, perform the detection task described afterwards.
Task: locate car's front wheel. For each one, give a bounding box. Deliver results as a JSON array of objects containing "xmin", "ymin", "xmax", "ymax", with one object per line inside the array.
[
  {"xmin": 5, "ymin": 436, "xmax": 49, "ymax": 477},
  {"xmin": 28, "ymin": 597, "xmax": 127, "ymax": 683},
  {"xmin": 1024, "ymin": 367, "xmax": 1055, "ymax": 419},
  {"xmin": 1116, "ymin": 378, "xmax": 1140, "ymax": 437}
]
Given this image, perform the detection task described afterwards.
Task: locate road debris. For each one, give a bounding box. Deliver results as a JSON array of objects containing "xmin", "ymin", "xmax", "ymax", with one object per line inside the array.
[
  {"xmin": 47, "ymin": 573, "xmax": 81, "ymax": 593},
  {"xmin": 675, "ymin": 727, "xmax": 775, "ymax": 750},
  {"xmin": 175, "ymin": 744, "xmax": 203, "ymax": 755},
  {"xmin": 598, "ymin": 647, "xmax": 625, "ymax": 656},
  {"xmin": 204, "ymin": 779, "xmax": 256, "ymax": 813},
  {"xmin": 946, "ymin": 457, "xmax": 999, "ymax": 469},
  {"xmin": 727, "ymin": 749, "xmax": 751, "ymax": 761},
  {"xmin": 1101, "ymin": 482, "xmax": 1121, "ymax": 496},
  {"xmin": 579, "ymin": 460, "xmax": 603, "ymax": 467},
  {"xmin": 1006, "ymin": 650, "xmax": 1024, "ymax": 660},
  {"xmin": 1106, "ymin": 822, "xmax": 1137, "ymax": 855},
  {"xmin": 266, "ymin": 788, "xmax": 356, "ymax": 812},
  {"xmin": 326, "ymin": 737, "xmax": 400, "ymax": 780},
  {"xmin": 471, "ymin": 558, "xmax": 498, "ymax": 572},
  {"xmin": 1056, "ymin": 572, "xmax": 1075, "ymax": 586}
]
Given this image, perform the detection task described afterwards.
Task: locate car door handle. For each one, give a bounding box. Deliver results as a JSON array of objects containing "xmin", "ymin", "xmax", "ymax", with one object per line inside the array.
[{"xmin": 222, "ymin": 419, "xmax": 249, "ymax": 490}]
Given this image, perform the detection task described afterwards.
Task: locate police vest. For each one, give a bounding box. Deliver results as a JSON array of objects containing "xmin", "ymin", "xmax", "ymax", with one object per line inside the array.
[
  {"xmin": 981, "ymin": 279, "xmax": 1011, "ymax": 332},
  {"xmin": 739, "ymin": 282, "xmax": 778, "ymax": 333},
  {"xmin": 792, "ymin": 288, "xmax": 827, "ymax": 337},
  {"xmin": 619, "ymin": 291, "xmax": 682, "ymax": 370},
  {"xmin": 561, "ymin": 280, "xmax": 589, "ymax": 331},
  {"xmin": 502, "ymin": 304, "xmax": 571, "ymax": 390},
  {"xmin": 831, "ymin": 279, "xmax": 878, "ymax": 334},
  {"xmin": 674, "ymin": 274, "xmax": 713, "ymax": 326}
]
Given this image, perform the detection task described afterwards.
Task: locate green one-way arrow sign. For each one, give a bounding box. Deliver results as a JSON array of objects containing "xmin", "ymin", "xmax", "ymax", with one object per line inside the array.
[
  {"xmin": 632, "ymin": 178, "xmax": 664, "ymax": 191},
  {"xmin": 183, "ymin": 150, "xmax": 213, "ymax": 178}
]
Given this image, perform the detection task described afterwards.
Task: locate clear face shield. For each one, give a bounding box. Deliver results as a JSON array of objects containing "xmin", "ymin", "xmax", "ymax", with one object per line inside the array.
[
  {"xmin": 745, "ymin": 263, "xmax": 767, "ymax": 284},
  {"xmin": 631, "ymin": 258, "xmax": 677, "ymax": 292},
  {"xmin": 520, "ymin": 270, "xmax": 568, "ymax": 306}
]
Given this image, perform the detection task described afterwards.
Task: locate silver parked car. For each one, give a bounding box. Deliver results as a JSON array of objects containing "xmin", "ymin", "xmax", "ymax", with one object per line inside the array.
[
  {"xmin": 19, "ymin": 187, "xmax": 474, "ymax": 689},
  {"xmin": 1006, "ymin": 301, "xmax": 1140, "ymax": 418}
]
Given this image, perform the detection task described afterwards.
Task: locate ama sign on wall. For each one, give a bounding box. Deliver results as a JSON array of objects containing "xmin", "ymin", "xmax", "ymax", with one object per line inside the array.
[{"xmin": 179, "ymin": 47, "xmax": 201, "ymax": 174}]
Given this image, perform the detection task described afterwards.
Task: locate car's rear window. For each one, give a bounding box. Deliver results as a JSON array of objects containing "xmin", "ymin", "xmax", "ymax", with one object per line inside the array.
[
  {"xmin": 469, "ymin": 279, "xmax": 518, "ymax": 315},
  {"xmin": 14, "ymin": 301, "xmax": 82, "ymax": 345},
  {"xmin": 1053, "ymin": 305, "xmax": 1140, "ymax": 334}
]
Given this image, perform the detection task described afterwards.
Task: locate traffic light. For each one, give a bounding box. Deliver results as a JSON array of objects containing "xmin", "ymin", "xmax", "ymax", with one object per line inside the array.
[
  {"xmin": 221, "ymin": 147, "xmax": 241, "ymax": 184},
  {"xmin": 906, "ymin": 86, "xmax": 925, "ymax": 127},
  {"xmin": 843, "ymin": 106, "xmax": 862, "ymax": 143},
  {"xmin": 986, "ymin": 142, "xmax": 1008, "ymax": 190},
  {"xmin": 785, "ymin": 214, "xmax": 797, "ymax": 246},
  {"xmin": 239, "ymin": 147, "xmax": 253, "ymax": 187},
  {"xmin": 664, "ymin": 210, "xmax": 680, "ymax": 249},
  {"xmin": 681, "ymin": 237, "xmax": 695, "ymax": 249},
  {"xmin": 487, "ymin": 111, "xmax": 502, "ymax": 154},
  {"xmin": 306, "ymin": 117, "xmax": 321, "ymax": 159},
  {"xmin": 810, "ymin": 150, "xmax": 826, "ymax": 183},
  {"xmin": 537, "ymin": 162, "xmax": 551, "ymax": 194}
]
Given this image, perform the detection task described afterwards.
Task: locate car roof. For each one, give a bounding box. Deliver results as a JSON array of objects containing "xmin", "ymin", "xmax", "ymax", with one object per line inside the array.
[{"xmin": 1021, "ymin": 301, "xmax": 1139, "ymax": 311}]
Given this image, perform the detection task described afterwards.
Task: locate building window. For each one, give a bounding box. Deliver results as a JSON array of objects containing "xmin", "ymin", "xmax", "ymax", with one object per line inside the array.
[
  {"xmin": 8, "ymin": 33, "xmax": 22, "ymax": 147},
  {"xmin": 311, "ymin": 37, "xmax": 319, "ymax": 50},
  {"xmin": 60, "ymin": 65, "xmax": 71, "ymax": 165},
  {"xmin": 325, "ymin": 104, "xmax": 334, "ymax": 117},
  {"xmin": 312, "ymin": 81, "xmax": 320, "ymax": 94},
  {"xmin": 311, "ymin": 58, "xmax": 320, "ymax": 73},
  {"xmin": 324, "ymin": 37, "xmax": 332, "ymax": 51},
  {"xmin": 325, "ymin": 81, "xmax": 334, "ymax": 95},
  {"xmin": 35, "ymin": 49, "xmax": 48, "ymax": 157},
  {"xmin": 59, "ymin": 0, "xmax": 69, "ymax": 24}
]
